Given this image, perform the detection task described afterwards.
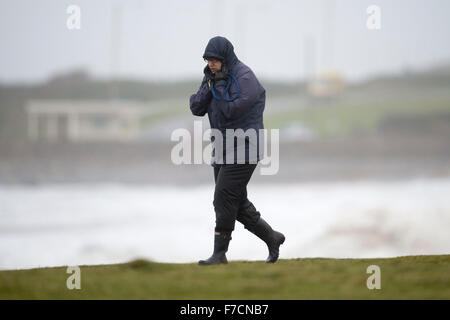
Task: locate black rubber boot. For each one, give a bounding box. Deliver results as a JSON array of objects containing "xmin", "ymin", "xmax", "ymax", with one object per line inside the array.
[
  {"xmin": 251, "ymin": 218, "xmax": 285, "ymax": 263},
  {"xmin": 198, "ymin": 231, "xmax": 232, "ymax": 265}
]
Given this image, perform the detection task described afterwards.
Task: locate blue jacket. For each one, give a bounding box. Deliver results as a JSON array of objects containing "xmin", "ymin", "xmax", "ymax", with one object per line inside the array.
[{"xmin": 189, "ymin": 36, "xmax": 266, "ymax": 167}]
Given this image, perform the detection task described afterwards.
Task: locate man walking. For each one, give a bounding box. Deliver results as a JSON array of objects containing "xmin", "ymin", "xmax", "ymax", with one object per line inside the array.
[{"xmin": 189, "ymin": 36, "xmax": 285, "ymax": 265}]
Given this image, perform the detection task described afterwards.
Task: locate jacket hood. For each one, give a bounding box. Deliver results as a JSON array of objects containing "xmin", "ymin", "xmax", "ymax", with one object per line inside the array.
[{"xmin": 203, "ymin": 36, "xmax": 239, "ymax": 69}]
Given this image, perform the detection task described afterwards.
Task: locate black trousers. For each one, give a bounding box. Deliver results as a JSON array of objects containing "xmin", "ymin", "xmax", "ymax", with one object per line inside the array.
[{"xmin": 213, "ymin": 164, "xmax": 261, "ymax": 233}]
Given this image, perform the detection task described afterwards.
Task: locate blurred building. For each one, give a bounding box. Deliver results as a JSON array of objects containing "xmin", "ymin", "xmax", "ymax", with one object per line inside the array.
[
  {"xmin": 26, "ymin": 100, "xmax": 158, "ymax": 142},
  {"xmin": 307, "ymin": 70, "xmax": 346, "ymax": 98}
]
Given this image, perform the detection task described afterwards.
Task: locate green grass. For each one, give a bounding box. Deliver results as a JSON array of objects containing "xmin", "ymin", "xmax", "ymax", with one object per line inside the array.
[
  {"xmin": 264, "ymin": 92, "xmax": 450, "ymax": 138},
  {"xmin": 139, "ymin": 98, "xmax": 189, "ymax": 127},
  {"xmin": 1, "ymin": 255, "xmax": 449, "ymax": 299}
]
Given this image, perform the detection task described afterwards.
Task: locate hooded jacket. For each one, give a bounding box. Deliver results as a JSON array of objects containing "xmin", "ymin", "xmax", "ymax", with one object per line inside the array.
[{"xmin": 189, "ymin": 36, "xmax": 266, "ymax": 167}]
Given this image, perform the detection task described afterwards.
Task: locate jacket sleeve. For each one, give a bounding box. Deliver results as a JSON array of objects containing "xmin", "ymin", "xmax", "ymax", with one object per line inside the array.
[
  {"xmin": 189, "ymin": 76, "xmax": 212, "ymax": 117},
  {"xmin": 216, "ymin": 71, "xmax": 259, "ymax": 120}
]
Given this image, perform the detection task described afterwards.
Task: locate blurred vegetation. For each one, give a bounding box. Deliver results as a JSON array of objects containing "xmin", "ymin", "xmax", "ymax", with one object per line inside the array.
[
  {"xmin": 0, "ymin": 255, "xmax": 449, "ymax": 299},
  {"xmin": 264, "ymin": 87, "xmax": 450, "ymax": 138},
  {"xmin": 0, "ymin": 69, "xmax": 305, "ymax": 142},
  {"xmin": 1, "ymin": 65, "xmax": 450, "ymax": 142}
]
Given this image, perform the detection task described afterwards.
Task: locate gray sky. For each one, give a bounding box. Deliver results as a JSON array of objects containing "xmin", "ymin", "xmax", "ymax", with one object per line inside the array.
[{"xmin": 1, "ymin": 0, "xmax": 450, "ymax": 84}]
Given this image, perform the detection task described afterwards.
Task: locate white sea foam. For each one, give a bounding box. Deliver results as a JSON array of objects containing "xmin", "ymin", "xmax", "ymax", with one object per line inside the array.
[{"xmin": 0, "ymin": 178, "xmax": 449, "ymax": 270}]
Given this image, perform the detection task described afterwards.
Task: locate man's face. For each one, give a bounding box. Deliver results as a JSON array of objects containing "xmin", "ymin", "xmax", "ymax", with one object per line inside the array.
[{"xmin": 205, "ymin": 58, "xmax": 222, "ymax": 73}]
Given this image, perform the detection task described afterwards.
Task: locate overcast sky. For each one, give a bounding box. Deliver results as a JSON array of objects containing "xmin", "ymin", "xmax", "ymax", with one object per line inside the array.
[{"xmin": 1, "ymin": 0, "xmax": 450, "ymax": 84}]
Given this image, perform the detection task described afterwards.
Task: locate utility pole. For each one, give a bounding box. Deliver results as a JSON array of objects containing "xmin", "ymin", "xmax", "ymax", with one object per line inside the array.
[
  {"xmin": 109, "ymin": 5, "xmax": 122, "ymax": 102},
  {"xmin": 303, "ymin": 35, "xmax": 316, "ymax": 82},
  {"xmin": 321, "ymin": 0, "xmax": 335, "ymax": 70}
]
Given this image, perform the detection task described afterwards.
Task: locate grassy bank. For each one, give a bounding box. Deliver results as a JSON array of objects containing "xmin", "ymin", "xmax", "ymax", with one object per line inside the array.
[
  {"xmin": 264, "ymin": 90, "xmax": 450, "ymax": 138},
  {"xmin": 1, "ymin": 255, "xmax": 449, "ymax": 299}
]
